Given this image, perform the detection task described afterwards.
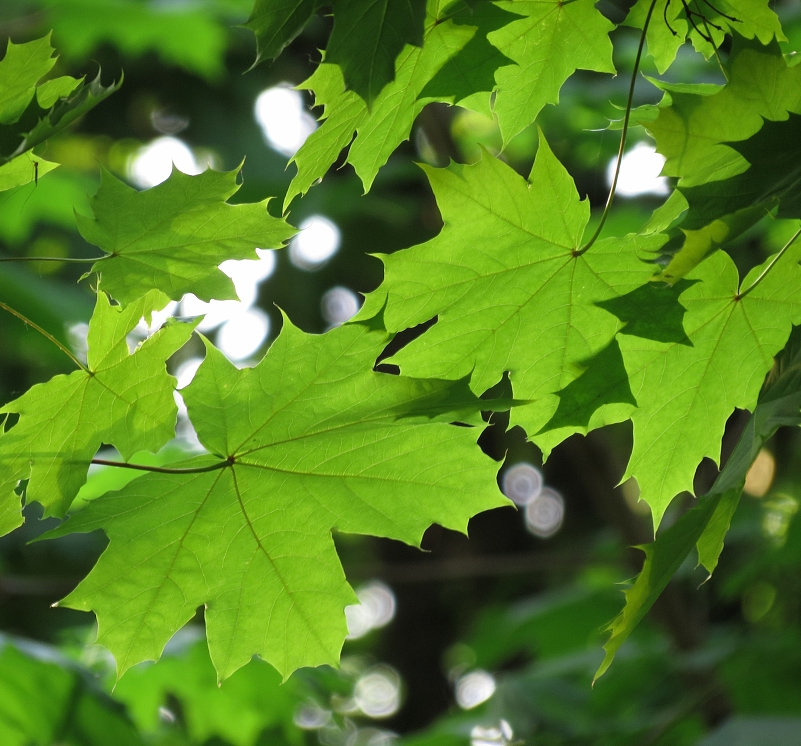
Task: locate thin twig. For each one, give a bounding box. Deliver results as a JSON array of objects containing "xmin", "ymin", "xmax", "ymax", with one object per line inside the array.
[
  {"xmin": 737, "ymin": 226, "xmax": 801, "ymax": 300},
  {"xmin": 0, "ymin": 301, "xmax": 89, "ymax": 372},
  {"xmin": 576, "ymin": 0, "xmax": 660, "ymax": 256},
  {"xmin": 90, "ymin": 457, "xmax": 233, "ymax": 474}
]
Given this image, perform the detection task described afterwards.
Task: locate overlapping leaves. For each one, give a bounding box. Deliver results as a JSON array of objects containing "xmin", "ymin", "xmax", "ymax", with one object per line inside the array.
[
  {"xmin": 645, "ymin": 37, "xmax": 801, "ymax": 281},
  {"xmin": 361, "ymin": 135, "xmax": 664, "ymax": 439},
  {"xmin": 626, "ymin": 0, "xmax": 783, "ymax": 73},
  {"xmin": 47, "ymin": 319, "xmax": 509, "ymax": 680},
  {"xmin": 0, "ymin": 291, "xmax": 196, "ymax": 533},
  {"xmin": 0, "ymin": 33, "xmax": 118, "ymax": 191},
  {"xmin": 597, "ymin": 324, "xmax": 801, "ymax": 680},
  {"xmin": 282, "ymin": 0, "xmax": 615, "ymax": 202}
]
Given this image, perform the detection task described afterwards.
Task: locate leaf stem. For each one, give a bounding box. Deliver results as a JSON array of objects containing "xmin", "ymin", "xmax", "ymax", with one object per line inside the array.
[
  {"xmin": 737, "ymin": 226, "xmax": 801, "ymax": 300},
  {"xmin": 0, "ymin": 301, "xmax": 90, "ymax": 372},
  {"xmin": 0, "ymin": 255, "xmax": 101, "ymax": 263},
  {"xmin": 90, "ymin": 457, "xmax": 234, "ymax": 474},
  {"xmin": 576, "ymin": 0, "xmax": 659, "ymax": 256}
]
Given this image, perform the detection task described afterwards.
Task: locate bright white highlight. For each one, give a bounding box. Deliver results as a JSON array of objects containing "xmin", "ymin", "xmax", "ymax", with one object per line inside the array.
[
  {"xmin": 127, "ymin": 300, "xmax": 179, "ymax": 352},
  {"xmin": 128, "ymin": 136, "xmax": 205, "ymax": 189},
  {"xmin": 455, "ymin": 670, "xmax": 496, "ymax": 710},
  {"xmin": 66, "ymin": 321, "xmax": 89, "ymax": 365},
  {"xmin": 525, "ymin": 487, "xmax": 565, "ymax": 538},
  {"xmin": 346, "ymin": 581, "xmax": 396, "ymax": 640},
  {"xmin": 502, "ymin": 463, "xmax": 543, "ymax": 506},
  {"xmin": 175, "ymin": 357, "xmax": 203, "ymax": 390},
  {"xmin": 354, "ymin": 666, "xmax": 402, "ymax": 719},
  {"xmin": 254, "ymin": 85, "xmax": 317, "ymax": 157},
  {"xmin": 216, "ymin": 307, "xmax": 270, "ymax": 362},
  {"xmin": 607, "ymin": 143, "xmax": 669, "ymax": 197},
  {"xmin": 289, "ymin": 215, "xmax": 341, "ymax": 270},
  {"xmin": 471, "ymin": 720, "xmax": 514, "ymax": 746},
  {"xmin": 180, "ymin": 250, "xmax": 276, "ymax": 333},
  {"xmin": 322, "ymin": 286, "xmax": 361, "ymax": 327}
]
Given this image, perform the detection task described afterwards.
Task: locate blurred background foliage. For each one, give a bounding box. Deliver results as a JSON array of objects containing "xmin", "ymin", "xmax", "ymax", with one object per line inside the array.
[{"xmin": 2, "ymin": 0, "xmax": 801, "ymax": 744}]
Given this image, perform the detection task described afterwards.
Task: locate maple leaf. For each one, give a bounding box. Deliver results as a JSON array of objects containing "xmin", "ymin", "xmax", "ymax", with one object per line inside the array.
[
  {"xmin": 489, "ymin": 0, "xmax": 615, "ymax": 144},
  {"xmin": 48, "ymin": 319, "xmax": 509, "ymax": 680},
  {"xmin": 647, "ymin": 36, "xmax": 801, "ymax": 189},
  {"xmin": 0, "ymin": 34, "xmax": 120, "ymax": 165},
  {"xmin": 0, "ymin": 34, "xmax": 57, "ymax": 126},
  {"xmin": 606, "ymin": 244, "xmax": 801, "ymax": 527},
  {"xmin": 327, "ymin": 0, "xmax": 428, "ymax": 106},
  {"xmin": 284, "ymin": 6, "xmax": 477, "ymax": 205},
  {"xmin": 596, "ymin": 324, "xmax": 801, "ymax": 680},
  {"xmin": 78, "ymin": 167, "xmax": 294, "ymax": 308},
  {"xmin": 361, "ymin": 136, "xmax": 663, "ymax": 432},
  {"xmin": 0, "ymin": 290, "xmax": 196, "ymax": 531},
  {"xmin": 284, "ymin": 0, "xmax": 615, "ymax": 201},
  {"xmin": 625, "ymin": 0, "xmax": 784, "ymax": 74},
  {"xmin": 245, "ymin": 0, "xmax": 320, "ymax": 66}
]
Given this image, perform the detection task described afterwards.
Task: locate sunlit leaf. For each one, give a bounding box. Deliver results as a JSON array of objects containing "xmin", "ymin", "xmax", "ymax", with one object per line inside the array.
[
  {"xmin": 48, "ymin": 319, "xmax": 508, "ymax": 680},
  {"xmin": 596, "ymin": 324, "xmax": 801, "ymax": 681},
  {"xmin": 362, "ymin": 136, "xmax": 662, "ymax": 442},
  {"xmin": 327, "ymin": 0, "xmax": 427, "ymax": 105},
  {"xmin": 626, "ymin": 0, "xmax": 784, "ymax": 74},
  {"xmin": 489, "ymin": 0, "xmax": 615, "ymax": 144},
  {"xmin": 608, "ymin": 245, "xmax": 801, "ymax": 526},
  {"xmin": 0, "ymin": 291, "xmax": 195, "ymax": 527},
  {"xmin": 79, "ymin": 167, "xmax": 294, "ymax": 308}
]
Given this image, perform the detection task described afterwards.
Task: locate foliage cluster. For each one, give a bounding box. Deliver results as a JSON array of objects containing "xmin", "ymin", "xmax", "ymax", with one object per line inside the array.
[{"xmin": 2, "ymin": 0, "xmax": 801, "ymax": 743}]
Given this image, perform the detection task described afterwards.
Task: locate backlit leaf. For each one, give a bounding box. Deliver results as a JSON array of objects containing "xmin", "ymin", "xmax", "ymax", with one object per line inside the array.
[
  {"xmin": 0, "ymin": 291, "xmax": 195, "ymax": 527},
  {"xmin": 327, "ymin": 0, "xmax": 428, "ymax": 106},
  {"xmin": 609, "ymin": 245, "xmax": 801, "ymax": 526},
  {"xmin": 596, "ymin": 324, "xmax": 801, "ymax": 681},
  {"xmin": 79, "ymin": 167, "xmax": 294, "ymax": 308},
  {"xmin": 48, "ymin": 319, "xmax": 508, "ymax": 680},
  {"xmin": 362, "ymin": 136, "xmax": 663, "ymax": 436}
]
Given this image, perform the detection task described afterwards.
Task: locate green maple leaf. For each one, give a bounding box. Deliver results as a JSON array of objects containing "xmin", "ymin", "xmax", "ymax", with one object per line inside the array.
[
  {"xmin": 327, "ymin": 0, "xmax": 428, "ymax": 106},
  {"xmin": 647, "ymin": 36, "xmax": 801, "ymax": 188},
  {"xmin": 0, "ymin": 34, "xmax": 57, "ymax": 125},
  {"xmin": 285, "ymin": 4, "xmax": 477, "ymax": 205},
  {"xmin": 361, "ymin": 136, "xmax": 663, "ymax": 434},
  {"xmin": 48, "ymin": 319, "xmax": 508, "ymax": 680},
  {"xmin": 78, "ymin": 167, "xmax": 294, "ymax": 308},
  {"xmin": 606, "ymin": 244, "xmax": 801, "ymax": 527},
  {"xmin": 245, "ymin": 0, "xmax": 320, "ymax": 66},
  {"xmin": 0, "ymin": 290, "xmax": 196, "ymax": 531},
  {"xmin": 0, "ymin": 34, "xmax": 120, "ymax": 165},
  {"xmin": 489, "ymin": 0, "xmax": 615, "ymax": 144},
  {"xmin": 596, "ymin": 324, "xmax": 801, "ymax": 680},
  {"xmin": 658, "ymin": 114, "xmax": 801, "ymax": 282},
  {"xmin": 625, "ymin": 0, "xmax": 784, "ymax": 74},
  {"xmin": 284, "ymin": 0, "xmax": 616, "ymax": 200}
]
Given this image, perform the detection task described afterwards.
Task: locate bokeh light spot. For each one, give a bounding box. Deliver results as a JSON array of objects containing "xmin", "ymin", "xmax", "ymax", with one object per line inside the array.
[
  {"xmin": 290, "ymin": 215, "xmax": 341, "ymax": 270},
  {"xmin": 354, "ymin": 666, "xmax": 402, "ymax": 719},
  {"xmin": 455, "ymin": 670, "xmax": 496, "ymax": 709},
  {"xmin": 128, "ymin": 136, "xmax": 205, "ymax": 189},
  {"xmin": 525, "ymin": 487, "xmax": 565, "ymax": 538},
  {"xmin": 322, "ymin": 286, "xmax": 361, "ymax": 327},
  {"xmin": 254, "ymin": 85, "xmax": 317, "ymax": 157},
  {"xmin": 501, "ymin": 462, "xmax": 543, "ymax": 506},
  {"xmin": 607, "ymin": 142, "xmax": 669, "ymax": 198}
]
